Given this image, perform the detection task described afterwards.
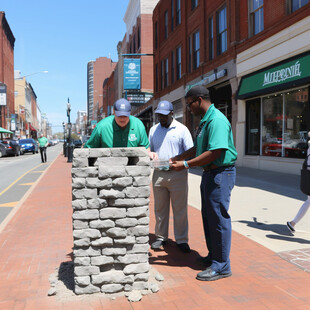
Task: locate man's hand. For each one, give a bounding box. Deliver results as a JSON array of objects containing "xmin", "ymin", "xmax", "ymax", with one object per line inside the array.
[
  {"xmin": 170, "ymin": 161, "xmax": 185, "ymax": 171},
  {"xmin": 148, "ymin": 152, "xmax": 159, "ymax": 160}
]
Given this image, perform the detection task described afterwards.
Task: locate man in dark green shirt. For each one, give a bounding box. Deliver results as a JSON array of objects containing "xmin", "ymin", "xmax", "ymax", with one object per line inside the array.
[
  {"xmin": 85, "ymin": 99, "xmax": 157, "ymax": 159},
  {"xmin": 171, "ymin": 85, "xmax": 237, "ymax": 281}
]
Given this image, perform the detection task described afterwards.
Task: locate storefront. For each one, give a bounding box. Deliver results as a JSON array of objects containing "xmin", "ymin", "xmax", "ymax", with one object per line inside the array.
[{"xmin": 237, "ymin": 51, "xmax": 310, "ymax": 174}]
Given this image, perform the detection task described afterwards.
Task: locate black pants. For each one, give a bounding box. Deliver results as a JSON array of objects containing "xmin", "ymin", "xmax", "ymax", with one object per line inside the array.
[{"xmin": 40, "ymin": 147, "xmax": 47, "ymax": 163}]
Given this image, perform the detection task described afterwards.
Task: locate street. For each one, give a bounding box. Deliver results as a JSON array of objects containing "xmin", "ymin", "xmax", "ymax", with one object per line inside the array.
[{"xmin": 0, "ymin": 144, "xmax": 63, "ymax": 227}]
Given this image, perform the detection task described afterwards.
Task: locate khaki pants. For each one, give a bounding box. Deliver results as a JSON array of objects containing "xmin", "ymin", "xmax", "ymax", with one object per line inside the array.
[{"xmin": 152, "ymin": 169, "xmax": 189, "ymax": 244}]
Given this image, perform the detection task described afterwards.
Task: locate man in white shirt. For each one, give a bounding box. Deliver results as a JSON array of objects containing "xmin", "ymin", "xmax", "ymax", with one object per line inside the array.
[{"xmin": 149, "ymin": 100, "xmax": 194, "ymax": 253}]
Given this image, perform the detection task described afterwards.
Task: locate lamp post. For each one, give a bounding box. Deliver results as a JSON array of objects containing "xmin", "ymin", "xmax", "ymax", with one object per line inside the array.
[
  {"xmin": 66, "ymin": 98, "xmax": 73, "ymax": 163},
  {"xmin": 62, "ymin": 122, "xmax": 66, "ymax": 156}
]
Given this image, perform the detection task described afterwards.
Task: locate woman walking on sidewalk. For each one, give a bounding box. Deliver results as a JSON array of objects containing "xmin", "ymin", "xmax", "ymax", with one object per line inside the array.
[{"xmin": 287, "ymin": 137, "xmax": 310, "ymax": 233}]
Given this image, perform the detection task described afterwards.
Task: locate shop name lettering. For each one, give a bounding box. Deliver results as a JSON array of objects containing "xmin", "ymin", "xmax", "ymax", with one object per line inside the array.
[{"xmin": 263, "ymin": 61, "xmax": 301, "ymax": 86}]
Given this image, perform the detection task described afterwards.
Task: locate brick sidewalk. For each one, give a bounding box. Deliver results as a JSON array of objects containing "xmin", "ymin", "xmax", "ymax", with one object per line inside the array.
[{"xmin": 0, "ymin": 154, "xmax": 310, "ymax": 309}]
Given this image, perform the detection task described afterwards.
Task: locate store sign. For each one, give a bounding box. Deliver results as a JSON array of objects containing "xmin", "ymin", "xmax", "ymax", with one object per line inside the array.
[
  {"xmin": 126, "ymin": 92, "xmax": 153, "ymax": 106},
  {"xmin": 0, "ymin": 83, "xmax": 7, "ymax": 106},
  {"xmin": 238, "ymin": 52, "xmax": 310, "ymax": 99},
  {"xmin": 124, "ymin": 59, "xmax": 141, "ymax": 90}
]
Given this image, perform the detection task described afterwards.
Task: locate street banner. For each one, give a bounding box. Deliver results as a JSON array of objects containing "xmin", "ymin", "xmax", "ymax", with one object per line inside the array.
[
  {"xmin": 124, "ymin": 59, "xmax": 141, "ymax": 90},
  {"xmin": 0, "ymin": 83, "xmax": 7, "ymax": 106}
]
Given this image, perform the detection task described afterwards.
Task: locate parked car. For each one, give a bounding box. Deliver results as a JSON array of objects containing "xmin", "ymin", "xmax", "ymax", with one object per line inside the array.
[
  {"xmin": 73, "ymin": 139, "xmax": 83, "ymax": 148},
  {"xmin": 19, "ymin": 138, "xmax": 39, "ymax": 154},
  {"xmin": 0, "ymin": 139, "xmax": 22, "ymax": 157}
]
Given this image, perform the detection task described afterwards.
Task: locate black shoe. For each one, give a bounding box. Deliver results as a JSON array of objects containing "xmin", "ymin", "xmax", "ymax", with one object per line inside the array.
[
  {"xmin": 196, "ymin": 267, "xmax": 232, "ymax": 281},
  {"xmin": 287, "ymin": 221, "xmax": 295, "ymax": 233},
  {"xmin": 176, "ymin": 243, "xmax": 191, "ymax": 253},
  {"xmin": 151, "ymin": 239, "xmax": 166, "ymax": 250},
  {"xmin": 197, "ymin": 255, "xmax": 212, "ymax": 267}
]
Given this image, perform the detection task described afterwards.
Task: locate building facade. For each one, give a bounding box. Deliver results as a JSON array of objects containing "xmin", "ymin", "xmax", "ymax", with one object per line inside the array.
[
  {"xmin": 87, "ymin": 57, "xmax": 116, "ymax": 131},
  {"xmin": 236, "ymin": 0, "xmax": 310, "ymax": 175},
  {"xmin": 0, "ymin": 12, "xmax": 15, "ymax": 130}
]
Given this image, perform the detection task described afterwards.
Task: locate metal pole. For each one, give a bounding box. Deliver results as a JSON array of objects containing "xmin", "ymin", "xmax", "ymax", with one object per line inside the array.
[{"xmin": 67, "ymin": 98, "xmax": 73, "ymax": 163}]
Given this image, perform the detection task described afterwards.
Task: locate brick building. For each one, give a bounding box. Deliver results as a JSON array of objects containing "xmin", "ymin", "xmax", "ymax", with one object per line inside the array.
[
  {"xmin": 87, "ymin": 57, "xmax": 116, "ymax": 131},
  {"xmin": 0, "ymin": 12, "xmax": 15, "ymax": 130},
  {"xmin": 235, "ymin": 1, "xmax": 310, "ymax": 174}
]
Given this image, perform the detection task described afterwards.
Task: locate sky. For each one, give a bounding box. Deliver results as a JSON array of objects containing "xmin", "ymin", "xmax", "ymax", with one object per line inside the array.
[{"xmin": 1, "ymin": 0, "xmax": 129, "ymax": 134}]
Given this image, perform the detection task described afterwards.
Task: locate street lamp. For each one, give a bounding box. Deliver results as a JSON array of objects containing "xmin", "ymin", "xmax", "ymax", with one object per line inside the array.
[{"xmin": 66, "ymin": 98, "xmax": 73, "ymax": 163}]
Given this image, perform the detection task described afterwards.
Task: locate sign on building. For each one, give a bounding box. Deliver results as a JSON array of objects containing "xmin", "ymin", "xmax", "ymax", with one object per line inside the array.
[{"xmin": 124, "ymin": 59, "xmax": 141, "ymax": 90}]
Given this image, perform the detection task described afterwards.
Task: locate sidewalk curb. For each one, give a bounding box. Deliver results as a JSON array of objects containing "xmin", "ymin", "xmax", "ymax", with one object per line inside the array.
[{"xmin": 0, "ymin": 153, "xmax": 62, "ymax": 233}]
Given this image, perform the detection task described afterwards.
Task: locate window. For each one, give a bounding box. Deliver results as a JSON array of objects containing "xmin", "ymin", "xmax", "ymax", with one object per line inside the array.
[
  {"xmin": 217, "ymin": 6, "xmax": 227, "ymax": 55},
  {"xmin": 171, "ymin": 0, "xmax": 174, "ymax": 31},
  {"xmin": 171, "ymin": 51, "xmax": 175, "ymax": 85},
  {"xmin": 176, "ymin": 0, "xmax": 181, "ymax": 25},
  {"xmin": 176, "ymin": 46, "xmax": 181, "ymax": 80},
  {"xmin": 191, "ymin": 0, "xmax": 198, "ymax": 10},
  {"xmin": 291, "ymin": 0, "xmax": 309, "ymax": 12},
  {"xmin": 154, "ymin": 22, "xmax": 158, "ymax": 49},
  {"xmin": 133, "ymin": 34, "xmax": 136, "ymax": 53},
  {"xmin": 188, "ymin": 36, "xmax": 192, "ymax": 73},
  {"xmin": 209, "ymin": 17, "xmax": 214, "ymax": 60},
  {"xmin": 137, "ymin": 27, "xmax": 141, "ymax": 50},
  {"xmin": 164, "ymin": 58, "xmax": 169, "ymax": 88},
  {"xmin": 165, "ymin": 10, "xmax": 168, "ymax": 39},
  {"xmin": 161, "ymin": 60, "xmax": 165, "ymax": 90},
  {"xmin": 261, "ymin": 88, "xmax": 309, "ymax": 158},
  {"xmin": 193, "ymin": 30, "xmax": 200, "ymax": 69},
  {"xmin": 155, "ymin": 63, "xmax": 158, "ymax": 92},
  {"xmin": 250, "ymin": 0, "xmax": 264, "ymax": 36}
]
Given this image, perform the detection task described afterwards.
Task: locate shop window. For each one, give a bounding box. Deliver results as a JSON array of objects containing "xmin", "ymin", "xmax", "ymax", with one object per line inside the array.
[
  {"xmin": 173, "ymin": 100, "xmax": 184, "ymax": 123},
  {"xmin": 246, "ymin": 98, "xmax": 261, "ymax": 155},
  {"xmin": 176, "ymin": 46, "xmax": 182, "ymax": 80},
  {"xmin": 261, "ymin": 88, "xmax": 309, "ymax": 159},
  {"xmin": 209, "ymin": 17, "xmax": 214, "ymax": 60},
  {"xmin": 290, "ymin": 0, "xmax": 309, "ymax": 12},
  {"xmin": 176, "ymin": 0, "xmax": 181, "ymax": 26},
  {"xmin": 155, "ymin": 64, "xmax": 158, "ymax": 92},
  {"xmin": 249, "ymin": 0, "xmax": 264, "ymax": 36},
  {"xmin": 217, "ymin": 6, "xmax": 227, "ymax": 55}
]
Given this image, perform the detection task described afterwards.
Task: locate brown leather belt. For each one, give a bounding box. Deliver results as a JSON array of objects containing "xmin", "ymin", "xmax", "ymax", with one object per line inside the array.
[{"xmin": 203, "ymin": 164, "xmax": 219, "ymax": 171}]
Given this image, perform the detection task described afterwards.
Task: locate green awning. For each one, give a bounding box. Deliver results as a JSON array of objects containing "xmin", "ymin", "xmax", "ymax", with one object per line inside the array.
[
  {"xmin": 237, "ymin": 51, "xmax": 310, "ymax": 99},
  {"xmin": 0, "ymin": 127, "xmax": 13, "ymax": 134}
]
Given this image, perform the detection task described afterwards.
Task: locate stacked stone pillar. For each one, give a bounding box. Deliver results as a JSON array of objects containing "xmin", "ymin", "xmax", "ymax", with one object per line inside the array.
[{"xmin": 71, "ymin": 147, "xmax": 151, "ymax": 295}]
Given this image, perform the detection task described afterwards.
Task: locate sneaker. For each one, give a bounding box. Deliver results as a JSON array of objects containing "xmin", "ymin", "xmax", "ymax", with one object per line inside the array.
[
  {"xmin": 287, "ymin": 221, "xmax": 295, "ymax": 233},
  {"xmin": 151, "ymin": 239, "xmax": 166, "ymax": 250},
  {"xmin": 176, "ymin": 243, "xmax": 191, "ymax": 253}
]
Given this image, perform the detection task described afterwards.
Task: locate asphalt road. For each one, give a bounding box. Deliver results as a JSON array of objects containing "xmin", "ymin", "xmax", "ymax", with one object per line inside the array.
[{"xmin": 0, "ymin": 143, "xmax": 63, "ymax": 226}]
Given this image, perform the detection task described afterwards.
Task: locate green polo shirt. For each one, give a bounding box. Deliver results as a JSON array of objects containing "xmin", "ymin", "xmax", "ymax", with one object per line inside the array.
[
  {"xmin": 196, "ymin": 104, "xmax": 237, "ymax": 168},
  {"xmin": 85, "ymin": 115, "xmax": 150, "ymax": 149},
  {"xmin": 38, "ymin": 136, "xmax": 48, "ymax": 147}
]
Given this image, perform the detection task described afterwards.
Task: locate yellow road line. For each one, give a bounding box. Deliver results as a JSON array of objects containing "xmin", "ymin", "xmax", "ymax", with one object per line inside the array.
[
  {"xmin": 0, "ymin": 163, "xmax": 43, "ymax": 197},
  {"xmin": 30, "ymin": 170, "xmax": 45, "ymax": 173},
  {"xmin": 0, "ymin": 201, "xmax": 18, "ymax": 207},
  {"xmin": 19, "ymin": 183, "xmax": 35, "ymax": 186}
]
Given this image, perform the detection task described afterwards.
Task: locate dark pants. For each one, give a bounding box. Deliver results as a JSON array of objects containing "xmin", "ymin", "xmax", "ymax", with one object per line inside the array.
[
  {"xmin": 200, "ymin": 166, "xmax": 236, "ymax": 273},
  {"xmin": 40, "ymin": 147, "xmax": 47, "ymax": 163}
]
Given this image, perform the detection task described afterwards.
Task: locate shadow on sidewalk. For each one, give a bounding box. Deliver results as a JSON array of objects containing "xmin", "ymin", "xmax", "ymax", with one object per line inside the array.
[
  {"xmin": 190, "ymin": 166, "xmax": 305, "ymax": 201},
  {"xmin": 57, "ymin": 252, "xmax": 75, "ymax": 293},
  {"xmin": 235, "ymin": 217, "xmax": 310, "ymax": 244},
  {"xmin": 148, "ymin": 234, "xmax": 203, "ymax": 271}
]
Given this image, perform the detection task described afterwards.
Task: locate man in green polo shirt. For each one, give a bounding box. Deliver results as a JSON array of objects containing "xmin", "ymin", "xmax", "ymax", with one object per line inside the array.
[
  {"xmin": 85, "ymin": 99, "xmax": 157, "ymax": 159},
  {"xmin": 171, "ymin": 85, "xmax": 237, "ymax": 281}
]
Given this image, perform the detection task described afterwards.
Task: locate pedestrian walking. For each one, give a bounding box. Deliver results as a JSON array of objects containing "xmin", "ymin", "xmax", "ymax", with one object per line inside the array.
[
  {"xmin": 38, "ymin": 134, "xmax": 49, "ymax": 163},
  {"xmin": 149, "ymin": 100, "xmax": 194, "ymax": 253},
  {"xmin": 171, "ymin": 85, "xmax": 237, "ymax": 281},
  {"xmin": 287, "ymin": 139, "xmax": 310, "ymax": 233},
  {"xmin": 84, "ymin": 98, "xmax": 157, "ymax": 159}
]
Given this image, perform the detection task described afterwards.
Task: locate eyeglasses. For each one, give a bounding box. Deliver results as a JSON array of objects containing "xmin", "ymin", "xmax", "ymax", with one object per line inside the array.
[{"xmin": 186, "ymin": 98, "xmax": 198, "ymax": 108}]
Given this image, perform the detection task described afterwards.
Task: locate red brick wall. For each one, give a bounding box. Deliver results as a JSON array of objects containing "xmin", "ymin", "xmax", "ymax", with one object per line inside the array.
[{"xmin": 0, "ymin": 12, "xmax": 15, "ymax": 129}]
